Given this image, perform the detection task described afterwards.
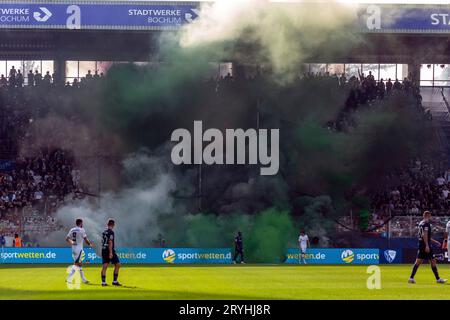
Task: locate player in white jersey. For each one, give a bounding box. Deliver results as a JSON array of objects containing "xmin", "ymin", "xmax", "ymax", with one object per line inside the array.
[
  {"xmin": 65, "ymin": 218, "xmax": 93, "ymax": 284},
  {"xmin": 444, "ymin": 220, "xmax": 450, "ymax": 262},
  {"xmin": 298, "ymin": 230, "xmax": 310, "ymax": 264}
]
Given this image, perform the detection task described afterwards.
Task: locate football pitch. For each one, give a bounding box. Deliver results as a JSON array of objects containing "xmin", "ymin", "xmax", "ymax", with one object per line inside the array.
[{"xmin": 1, "ymin": 264, "xmax": 450, "ymax": 300}]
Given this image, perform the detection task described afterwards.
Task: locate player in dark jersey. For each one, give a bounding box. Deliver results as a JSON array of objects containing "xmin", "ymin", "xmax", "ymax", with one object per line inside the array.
[
  {"xmin": 101, "ymin": 219, "xmax": 121, "ymax": 286},
  {"xmin": 408, "ymin": 211, "xmax": 447, "ymax": 284},
  {"xmin": 233, "ymin": 231, "xmax": 244, "ymax": 264}
]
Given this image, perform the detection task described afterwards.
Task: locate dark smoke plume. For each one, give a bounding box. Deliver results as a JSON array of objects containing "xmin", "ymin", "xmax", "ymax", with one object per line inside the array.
[{"xmin": 31, "ymin": 1, "xmax": 435, "ymax": 262}]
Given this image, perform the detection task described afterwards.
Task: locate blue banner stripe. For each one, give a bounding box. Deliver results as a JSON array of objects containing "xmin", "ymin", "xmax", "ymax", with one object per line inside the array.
[
  {"xmin": 0, "ymin": 2, "xmax": 199, "ymax": 30},
  {"xmin": 0, "ymin": 3, "xmax": 446, "ymax": 33},
  {"xmin": 0, "ymin": 247, "xmax": 387, "ymax": 264},
  {"xmin": 358, "ymin": 5, "xmax": 450, "ymax": 33},
  {"xmin": 285, "ymin": 248, "xmax": 380, "ymax": 265},
  {"xmin": 0, "ymin": 248, "xmax": 233, "ymax": 264}
]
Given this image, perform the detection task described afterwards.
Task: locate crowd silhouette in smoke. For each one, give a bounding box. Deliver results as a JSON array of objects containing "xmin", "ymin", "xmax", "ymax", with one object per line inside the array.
[{"xmin": 0, "ymin": 64, "xmax": 439, "ymax": 252}]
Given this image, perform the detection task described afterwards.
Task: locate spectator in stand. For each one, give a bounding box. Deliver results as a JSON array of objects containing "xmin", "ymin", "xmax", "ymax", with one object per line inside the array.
[
  {"xmin": 0, "ymin": 234, "xmax": 5, "ymax": 248},
  {"xmin": 393, "ymin": 78, "xmax": 402, "ymax": 90},
  {"xmin": 16, "ymin": 70, "xmax": 23, "ymax": 87},
  {"xmin": 93, "ymin": 70, "xmax": 100, "ymax": 81},
  {"xmin": 410, "ymin": 205, "xmax": 419, "ymax": 215},
  {"xmin": 339, "ymin": 74, "xmax": 346, "ymax": 86},
  {"xmin": 34, "ymin": 70, "xmax": 42, "ymax": 86},
  {"xmin": 9, "ymin": 66, "xmax": 16, "ymax": 78},
  {"xmin": 0, "ymin": 74, "xmax": 7, "ymax": 87},
  {"xmin": 52, "ymin": 72, "xmax": 59, "ymax": 85},
  {"xmin": 8, "ymin": 70, "xmax": 16, "ymax": 87},
  {"xmin": 86, "ymin": 70, "xmax": 93, "ymax": 81},
  {"xmin": 27, "ymin": 70, "xmax": 34, "ymax": 86},
  {"xmin": 437, "ymin": 176, "xmax": 446, "ymax": 186},
  {"xmin": 386, "ymin": 78, "xmax": 393, "ymax": 95},
  {"xmin": 443, "ymin": 186, "xmax": 449, "ymax": 200},
  {"xmin": 13, "ymin": 233, "xmax": 22, "ymax": 247},
  {"xmin": 378, "ymin": 78, "xmax": 385, "ymax": 100},
  {"xmin": 79, "ymin": 77, "xmax": 86, "ymax": 88},
  {"xmin": 43, "ymin": 71, "xmax": 52, "ymax": 86},
  {"xmin": 224, "ymin": 72, "xmax": 233, "ymax": 83}
]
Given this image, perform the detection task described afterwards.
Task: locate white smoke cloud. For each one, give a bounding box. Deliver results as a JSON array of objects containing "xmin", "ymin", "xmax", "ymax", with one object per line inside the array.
[
  {"xmin": 40, "ymin": 151, "xmax": 179, "ymax": 248},
  {"xmin": 180, "ymin": 0, "xmax": 359, "ymax": 79}
]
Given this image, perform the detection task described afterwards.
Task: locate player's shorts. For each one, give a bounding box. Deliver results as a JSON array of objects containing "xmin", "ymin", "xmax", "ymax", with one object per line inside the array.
[
  {"xmin": 417, "ymin": 244, "xmax": 434, "ymax": 260},
  {"xmin": 101, "ymin": 249, "xmax": 120, "ymax": 264},
  {"xmin": 72, "ymin": 247, "xmax": 84, "ymax": 264},
  {"xmin": 300, "ymin": 247, "xmax": 307, "ymax": 254}
]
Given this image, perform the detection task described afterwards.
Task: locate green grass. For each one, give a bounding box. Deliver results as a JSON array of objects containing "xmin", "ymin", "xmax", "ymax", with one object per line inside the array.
[{"xmin": 1, "ymin": 264, "xmax": 450, "ymax": 299}]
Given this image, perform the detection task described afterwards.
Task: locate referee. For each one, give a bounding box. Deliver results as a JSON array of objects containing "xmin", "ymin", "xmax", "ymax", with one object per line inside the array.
[{"xmin": 408, "ymin": 211, "xmax": 447, "ymax": 284}]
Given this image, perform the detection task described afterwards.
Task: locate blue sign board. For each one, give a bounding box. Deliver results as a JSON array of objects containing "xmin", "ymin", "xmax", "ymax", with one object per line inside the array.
[
  {"xmin": 0, "ymin": 2, "xmax": 447, "ymax": 34},
  {"xmin": 0, "ymin": 2, "xmax": 199, "ymax": 30},
  {"xmin": 379, "ymin": 249, "xmax": 402, "ymax": 264},
  {"xmin": 0, "ymin": 159, "xmax": 13, "ymax": 171},
  {"xmin": 285, "ymin": 248, "xmax": 380, "ymax": 265},
  {"xmin": 0, "ymin": 247, "xmax": 405, "ymax": 264},
  {"xmin": 0, "ymin": 247, "xmax": 232, "ymax": 264},
  {"xmin": 358, "ymin": 5, "xmax": 450, "ymax": 33}
]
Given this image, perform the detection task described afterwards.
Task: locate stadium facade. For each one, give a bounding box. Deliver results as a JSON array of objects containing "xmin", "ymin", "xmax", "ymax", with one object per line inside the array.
[{"xmin": 0, "ymin": 1, "xmax": 448, "ymax": 85}]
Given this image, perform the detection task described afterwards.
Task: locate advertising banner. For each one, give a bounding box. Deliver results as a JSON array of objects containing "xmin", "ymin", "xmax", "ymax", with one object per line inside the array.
[
  {"xmin": 379, "ymin": 249, "xmax": 403, "ymax": 264},
  {"xmin": 358, "ymin": 5, "xmax": 450, "ymax": 33},
  {"xmin": 0, "ymin": 2, "xmax": 447, "ymax": 34},
  {"xmin": 0, "ymin": 2, "xmax": 199, "ymax": 30},
  {"xmin": 0, "ymin": 247, "xmax": 389, "ymax": 264},
  {"xmin": 0, "ymin": 247, "xmax": 232, "ymax": 264},
  {"xmin": 285, "ymin": 248, "xmax": 380, "ymax": 265}
]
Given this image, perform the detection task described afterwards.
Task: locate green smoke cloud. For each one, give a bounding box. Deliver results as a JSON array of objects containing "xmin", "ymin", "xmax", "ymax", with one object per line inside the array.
[{"xmin": 159, "ymin": 207, "xmax": 295, "ymax": 263}]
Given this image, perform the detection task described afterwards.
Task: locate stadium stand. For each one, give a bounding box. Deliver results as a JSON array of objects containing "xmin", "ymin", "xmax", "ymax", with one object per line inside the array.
[{"xmin": 0, "ymin": 64, "xmax": 433, "ymax": 245}]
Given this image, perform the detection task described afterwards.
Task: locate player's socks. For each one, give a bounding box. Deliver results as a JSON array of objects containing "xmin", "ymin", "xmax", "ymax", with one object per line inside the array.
[
  {"xmin": 112, "ymin": 272, "xmax": 121, "ymax": 286},
  {"xmin": 66, "ymin": 265, "xmax": 77, "ymax": 282},
  {"xmin": 409, "ymin": 263, "xmax": 419, "ymax": 279},
  {"xmin": 101, "ymin": 275, "xmax": 106, "ymax": 285},
  {"xmin": 79, "ymin": 267, "xmax": 88, "ymax": 283},
  {"xmin": 431, "ymin": 266, "xmax": 440, "ymax": 280}
]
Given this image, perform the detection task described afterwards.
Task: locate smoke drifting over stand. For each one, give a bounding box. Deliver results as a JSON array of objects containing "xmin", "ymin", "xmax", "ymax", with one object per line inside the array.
[{"xmin": 34, "ymin": 0, "xmax": 433, "ymax": 262}]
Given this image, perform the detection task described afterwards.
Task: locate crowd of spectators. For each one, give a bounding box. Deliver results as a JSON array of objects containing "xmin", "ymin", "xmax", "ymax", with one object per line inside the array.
[
  {"xmin": 0, "ymin": 66, "xmax": 98, "ymax": 239},
  {"xmin": 0, "ymin": 66, "xmax": 105, "ymax": 88},
  {"xmin": 213, "ymin": 68, "xmax": 428, "ymax": 133},
  {"xmin": 338, "ymin": 158, "xmax": 450, "ymax": 236},
  {"xmin": 297, "ymin": 71, "xmax": 444, "ymax": 237},
  {"xmin": 370, "ymin": 158, "xmax": 450, "ymax": 217},
  {"xmin": 0, "ymin": 148, "xmax": 79, "ymax": 215},
  {"xmin": 0, "ymin": 64, "xmax": 441, "ymax": 241}
]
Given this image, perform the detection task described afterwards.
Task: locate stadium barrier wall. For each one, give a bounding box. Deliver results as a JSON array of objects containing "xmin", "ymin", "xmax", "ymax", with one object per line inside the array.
[
  {"xmin": 284, "ymin": 248, "xmax": 381, "ymax": 265},
  {"xmin": 0, "ymin": 248, "xmax": 232, "ymax": 264},
  {"xmin": 0, "ymin": 247, "xmax": 414, "ymax": 264}
]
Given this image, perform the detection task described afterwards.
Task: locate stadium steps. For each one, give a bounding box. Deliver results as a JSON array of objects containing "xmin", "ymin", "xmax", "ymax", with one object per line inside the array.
[{"xmin": 421, "ymin": 87, "xmax": 450, "ymax": 154}]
